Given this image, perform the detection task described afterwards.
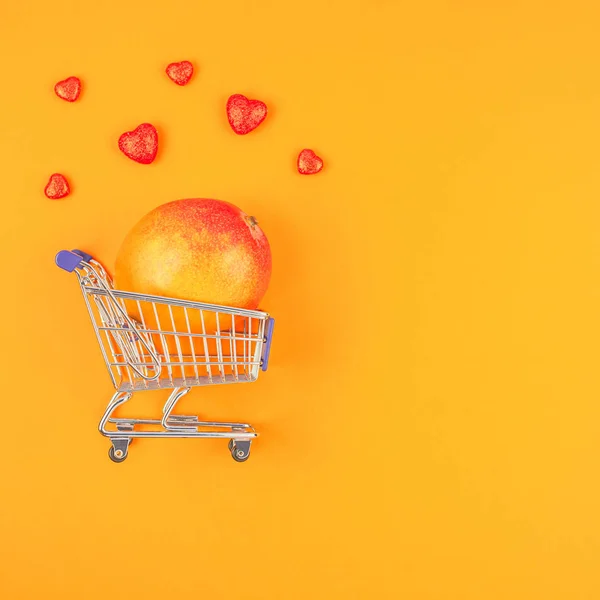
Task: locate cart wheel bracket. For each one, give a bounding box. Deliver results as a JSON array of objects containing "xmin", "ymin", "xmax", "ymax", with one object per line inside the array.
[{"xmin": 109, "ymin": 438, "xmax": 131, "ymax": 463}]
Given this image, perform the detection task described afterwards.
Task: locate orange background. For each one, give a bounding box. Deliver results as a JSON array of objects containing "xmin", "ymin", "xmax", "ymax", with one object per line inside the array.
[{"xmin": 2, "ymin": 1, "xmax": 600, "ymax": 598}]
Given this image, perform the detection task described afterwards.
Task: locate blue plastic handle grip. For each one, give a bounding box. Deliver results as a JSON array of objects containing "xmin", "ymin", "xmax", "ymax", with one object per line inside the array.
[
  {"xmin": 72, "ymin": 249, "xmax": 93, "ymax": 263},
  {"xmin": 55, "ymin": 250, "xmax": 84, "ymax": 272},
  {"xmin": 261, "ymin": 317, "xmax": 275, "ymax": 372}
]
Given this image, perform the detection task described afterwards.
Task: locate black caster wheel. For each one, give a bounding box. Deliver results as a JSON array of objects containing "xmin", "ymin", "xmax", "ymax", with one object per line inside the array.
[
  {"xmin": 109, "ymin": 446, "xmax": 128, "ymax": 463},
  {"xmin": 228, "ymin": 439, "xmax": 234, "ymax": 452},
  {"xmin": 230, "ymin": 443, "xmax": 250, "ymax": 463}
]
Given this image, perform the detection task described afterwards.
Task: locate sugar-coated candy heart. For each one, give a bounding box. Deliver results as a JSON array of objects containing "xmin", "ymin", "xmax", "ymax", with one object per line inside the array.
[
  {"xmin": 297, "ymin": 149, "xmax": 324, "ymax": 175},
  {"xmin": 54, "ymin": 77, "xmax": 81, "ymax": 102},
  {"xmin": 166, "ymin": 61, "xmax": 194, "ymax": 86},
  {"xmin": 226, "ymin": 94, "xmax": 267, "ymax": 135},
  {"xmin": 118, "ymin": 123, "xmax": 158, "ymax": 164},
  {"xmin": 44, "ymin": 173, "xmax": 70, "ymax": 199}
]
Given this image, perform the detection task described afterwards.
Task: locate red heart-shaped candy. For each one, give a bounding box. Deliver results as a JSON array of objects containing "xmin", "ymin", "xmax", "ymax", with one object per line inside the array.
[
  {"xmin": 166, "ymin": 61, "xmax": 194, "ymax": 86},
  {"xmin": 118, "ymin": 123, "xmax": 158, "ymax": 164},
  {"xmin": 54, "ymin": 77, "xmax": 81, "ymax": 102},
  {"xmin": 297, "ymin": 149, "xmax": 324, "ymax": 175},
  {"xmin": 44, "ymin": 173, "xmax": 70, "ymax": 199},
  {"xmin": 226, "ymin": 94, "xmax": 267, "ymax": 135}
]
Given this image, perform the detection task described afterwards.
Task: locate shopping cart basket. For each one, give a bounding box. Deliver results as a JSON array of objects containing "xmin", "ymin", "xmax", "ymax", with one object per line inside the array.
[{"xmin": 55, "ymin": 249, "xmax": 275, "ymax": 463}]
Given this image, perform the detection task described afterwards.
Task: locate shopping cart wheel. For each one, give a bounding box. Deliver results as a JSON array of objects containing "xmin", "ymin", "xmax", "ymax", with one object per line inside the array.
[
  {"xmin": 230, "ymin": 440, "xmax": 251, "ymax": 462},
  {"xmin": 108, "ymin": 439, "xmax": 129, "ymax": 462},
  {"xmin": 108, "ymin": 447, "xmax": 127, "ymax": 463}
]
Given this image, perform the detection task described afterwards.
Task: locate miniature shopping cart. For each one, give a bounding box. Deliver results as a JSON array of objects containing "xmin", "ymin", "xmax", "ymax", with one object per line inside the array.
[{"xmin": 55, "ymin": 249, "xmax": 274, "ymax": 463}]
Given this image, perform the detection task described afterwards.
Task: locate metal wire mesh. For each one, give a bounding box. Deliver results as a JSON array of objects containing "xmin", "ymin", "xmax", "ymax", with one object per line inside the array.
[{"xmin": 76, "ymin": 262, "xmax": 269, "ymax": 392}]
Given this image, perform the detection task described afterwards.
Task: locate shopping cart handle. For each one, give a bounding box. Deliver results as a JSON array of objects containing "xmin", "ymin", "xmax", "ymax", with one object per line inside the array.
[
  {"xmin": 72, "ymin": 249, "xmax": 94, "ymax": 263},
  {"xmin": 55, "ymin": 249, "xmax": 86, "ymax": 272},
  {"xmin": 261, "ymin": 317, "xmax": 275, "ymax": 372}
]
